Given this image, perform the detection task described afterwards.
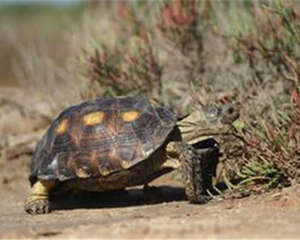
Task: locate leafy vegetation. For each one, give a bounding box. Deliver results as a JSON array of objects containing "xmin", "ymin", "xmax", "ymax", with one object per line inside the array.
[{"xmin": 79, "ymin": 0, "xmax": 300, "ymax": 196}]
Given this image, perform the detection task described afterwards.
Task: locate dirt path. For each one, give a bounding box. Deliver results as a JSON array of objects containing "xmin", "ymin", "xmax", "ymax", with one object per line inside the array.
[{"xmin": 1, "ymin": 155, "xmax": 300, "ymax": 239}]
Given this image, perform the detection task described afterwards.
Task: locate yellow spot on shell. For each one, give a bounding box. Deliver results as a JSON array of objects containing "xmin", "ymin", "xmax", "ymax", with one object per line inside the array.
[
  {"xmin": 56, "ymin": 119, "xmax": 69, "ymax": 134},
  {"xmin": 83, "ymin": 111, "xmax": 104, "ymax": 126},
  {"xmin": 98, "ymin": 167, "xmax": 111, "ymax": 176},
  {"xmin": 120, "ymin": 160, "xmax": 132, "ymax": 169},
  {"xmin": 122, "ymin": 111, "xmax": 140, "ymax": 122},
  {"xmin": 75, "ymin": 167, "xmax": 91, "ymax": 178}
]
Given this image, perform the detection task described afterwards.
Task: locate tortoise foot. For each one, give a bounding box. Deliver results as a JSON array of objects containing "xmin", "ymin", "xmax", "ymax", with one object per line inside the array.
[
  {"xmin": 24, "ymin": 198, "xmax": 50, "ymax": 215},
  {"xmin": 179, "ymin": 142, "xmax": 219, "ymax": 205},
  {"xmin": 143, "ymin": 185, "xmax": 164, "ymax": 204},
  {"xmin": 186, "ymin": 191, "xmax": 211, "ymax": 204}
]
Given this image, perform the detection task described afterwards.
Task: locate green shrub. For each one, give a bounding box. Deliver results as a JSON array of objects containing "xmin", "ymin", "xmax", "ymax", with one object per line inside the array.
[{"xmin": 219, "ymin": 0, "xmax": 300, "ymax": 194}]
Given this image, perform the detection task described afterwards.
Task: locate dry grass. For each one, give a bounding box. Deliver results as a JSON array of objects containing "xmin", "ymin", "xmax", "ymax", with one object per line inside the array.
[{"xmin": 0, "ymin": 4, "xmax": 84, "ymax": 112}]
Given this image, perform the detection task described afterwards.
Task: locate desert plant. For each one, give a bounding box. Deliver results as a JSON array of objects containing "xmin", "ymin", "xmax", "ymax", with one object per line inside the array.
[
  {"xmin": 79, "ymin": 0, "xmax": 300, "ymax": 196},
  {"xmin": 79, "ymin": 0, "xmax": 210, "ymax": 109},
  {"xmin": 227, "ymin": 0, "xmax": 300, "ymax": 86},
  {"xmin": 81, "ymin": 34, "xmax": 163, "ymax": 100},
  {"xmin": 158, "ymin": 0, "xmax": 202, "ymax": 59},
  {"xmin": 206, "ymin": 0, "xmax": 300, "ymax": 196}
]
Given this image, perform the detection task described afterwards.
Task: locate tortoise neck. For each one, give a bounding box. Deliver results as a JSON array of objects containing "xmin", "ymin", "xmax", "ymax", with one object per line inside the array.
[
  {"xmin": 177, "ymin": 110, "xmax": 225, "ymax": 145},
  {"xmin": 177, "ymin": 111, "xmax": 205, "ymax": 144}
]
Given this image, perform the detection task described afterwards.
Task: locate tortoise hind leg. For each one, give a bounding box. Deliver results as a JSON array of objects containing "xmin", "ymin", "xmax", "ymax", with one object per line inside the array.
[
  {"xmin": 24, "ymin": 180, "xmax": 56, "ymax": 214},
  {"xmin": 167, "ymin": 141, "xmax": 219, "ymax": 204}
]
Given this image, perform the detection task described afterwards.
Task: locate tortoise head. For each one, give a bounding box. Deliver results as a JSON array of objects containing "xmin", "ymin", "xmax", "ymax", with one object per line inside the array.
[
  {"xmin": 178, "ymin": 104, "xmax": 244, "ymax": 186},
  {"xmin": 177, "ymin": 104, "xmax": 240, "ymax": 144},
  {"xmin": 201, "ymin": 104, "xmax": 239, "ymax": 126}
]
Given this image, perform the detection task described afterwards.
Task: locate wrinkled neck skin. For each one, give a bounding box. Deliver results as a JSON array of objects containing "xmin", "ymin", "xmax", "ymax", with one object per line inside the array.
[{"xmin": 177, "ymin": 110, "xmax": 232, "ymax": 145}]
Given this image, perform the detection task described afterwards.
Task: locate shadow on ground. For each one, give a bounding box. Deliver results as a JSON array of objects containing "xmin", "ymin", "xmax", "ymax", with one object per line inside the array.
[{"xmin": 50, "ymin": 186, "xmax": 186, "ymax": 212}]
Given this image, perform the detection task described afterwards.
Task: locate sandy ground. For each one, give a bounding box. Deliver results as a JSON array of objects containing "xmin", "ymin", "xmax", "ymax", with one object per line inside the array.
[{"xmin": 1, "ymin": 155, "xmax": 300, "ymax": 239}]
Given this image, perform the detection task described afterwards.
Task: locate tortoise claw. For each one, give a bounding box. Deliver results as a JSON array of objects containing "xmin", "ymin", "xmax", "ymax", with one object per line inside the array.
[
  {"xmin": 186, "ymin": 193, "xmax": 212, "ymax": 204},
  {"xmin": 24, "ymin": 199, "xmax": 50, "ymax": 215}
]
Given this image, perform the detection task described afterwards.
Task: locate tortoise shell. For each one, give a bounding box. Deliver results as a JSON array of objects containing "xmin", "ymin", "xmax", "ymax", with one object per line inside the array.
[{"xmin": 29, "ymin": 97, "xmax": 177, "ymax": 185}]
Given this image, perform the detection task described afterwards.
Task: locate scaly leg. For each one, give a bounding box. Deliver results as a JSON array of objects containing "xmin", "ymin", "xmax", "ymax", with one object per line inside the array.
[
  {"xmin": 167, "ymin": 141, "xmax": 219, "ymax": 204},
  {"xmin": 24, "ymin": 180, "xmax": 56, "ymax": 214}
]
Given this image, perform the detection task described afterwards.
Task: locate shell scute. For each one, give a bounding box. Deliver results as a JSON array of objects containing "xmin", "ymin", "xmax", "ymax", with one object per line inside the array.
[
  {"xmin": 80, "ymin": 124, "xmax": 112, "ymax": 151},
  {"xmin": 73, "ymin": 152, "xmax": 94, "ymax": 178},
  {"xmin": 96, "ymin": 149, "xmax": 122, "ymax": 176},
  {"xmin": 57, "ymin": 152, "xmax": 73, "ymax": 181},
  {"xmin": 52, "ymin": 132, "xmax": 73, "ymax": 152}
]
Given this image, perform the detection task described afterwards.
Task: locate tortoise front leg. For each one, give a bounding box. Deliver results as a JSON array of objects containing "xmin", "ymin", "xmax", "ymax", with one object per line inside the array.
[
  {"xmin": 167, "ymin": 141, "xmax": 219, "ymax": 203},
  {"xmin": 24, "ymin": 180, "xmax": 56, "ymax": 214}
]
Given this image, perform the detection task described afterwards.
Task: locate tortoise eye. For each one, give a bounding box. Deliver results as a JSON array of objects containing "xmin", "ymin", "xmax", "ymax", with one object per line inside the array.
[{"xmin": 208, "ymin": 107, "xmax": 219, "ymax": 117}]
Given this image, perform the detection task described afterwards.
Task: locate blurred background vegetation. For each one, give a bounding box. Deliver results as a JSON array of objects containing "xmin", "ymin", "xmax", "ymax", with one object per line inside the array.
[
  {"xmin": 0, "ymin": 0, "xmax": 83, "ymax": 85},
  {"xmin": 1, "ymin": 0, "xmax": 300, "ymax": 198}
]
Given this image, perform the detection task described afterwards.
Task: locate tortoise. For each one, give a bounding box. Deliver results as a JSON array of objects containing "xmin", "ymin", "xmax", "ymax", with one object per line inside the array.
[{"xmin": 24, "ymin": 97, "xmax": 239, "ymax": 214}]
